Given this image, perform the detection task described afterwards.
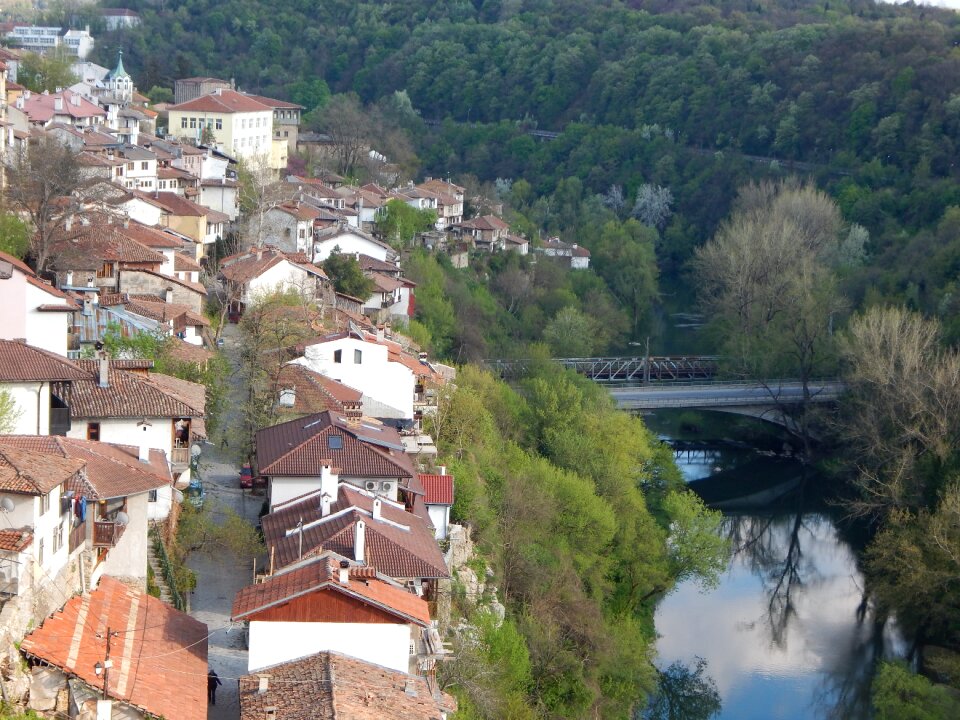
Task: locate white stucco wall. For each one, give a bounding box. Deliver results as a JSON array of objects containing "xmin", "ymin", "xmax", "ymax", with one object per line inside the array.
[
  {"xmin": 427, "ymin": 504, "xmax": 450, "ymax": 540},
  {"xmin": 0, "ymin": 271, "xmax": 70, "ymax": 356},
  {"xmin": 123, "ymin": 198, "xmax": 164, "ymax": 227},
  {"xmin": 268, "ymin": 468, "xmax": 337, "ymax": 511},
  {"xmin": 67, "ymin": 417, "xmax": 173, "ymax": 460},
  {"xmin": 246, "ymin": 261, "xmax": 311, "ymax": 306},
  {"xmin": 294, "ymin": 337, "xmax": 414, "ymax": 419},
  {"xmin": 1, "ymin": 484, "xmax": 73, "ymax": 580},
  {"xmin": 313, "ymin": 234, "xmax": 389, "ymax": 263},
  {"xmin": 248, "ymin": 621, "xmax": 411, "ymax": 673},
  {"xmin": 100, "ymin": 492, "xmax": 149, "ymax": 584},
  {"xmin": 2, "ymin": 381, "xmax": 52, "ymax": 435}
]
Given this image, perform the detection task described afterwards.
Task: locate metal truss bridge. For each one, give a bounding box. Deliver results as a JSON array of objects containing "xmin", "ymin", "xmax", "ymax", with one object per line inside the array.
[{"xmin": 485, "ymin": 355, "xmax": 720, "ymax": 383}]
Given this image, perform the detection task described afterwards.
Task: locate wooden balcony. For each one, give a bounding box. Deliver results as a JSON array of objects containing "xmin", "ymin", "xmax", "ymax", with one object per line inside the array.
[
  {"xmin": 69, "ymin": 521, "xmax": 86, "ymax": 553},
  {"xmin": 92, "ymin": 521, "xmax": 125, "ymax": 548},
  {"xmin": 170, "ymin": 446, "xmax": 191, "ymax": 467}
]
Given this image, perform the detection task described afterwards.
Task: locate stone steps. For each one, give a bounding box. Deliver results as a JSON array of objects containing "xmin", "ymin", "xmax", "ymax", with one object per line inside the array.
[{"xmin": 147, "ymin": 545, "xmax": 174, "ymax": 604}]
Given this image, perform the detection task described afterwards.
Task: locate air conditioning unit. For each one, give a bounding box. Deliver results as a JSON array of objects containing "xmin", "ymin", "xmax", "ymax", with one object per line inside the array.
[
  {"xmin": 380, "ymin": 481, "xmax": 395, "ymax": 494},
  {"xmin": 364, "ymin": 481, "xmax": 378, "ymax": 492}
]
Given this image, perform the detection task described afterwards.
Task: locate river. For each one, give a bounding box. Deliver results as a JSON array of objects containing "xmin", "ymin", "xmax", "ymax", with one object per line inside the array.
[{"xmin": 645, "ymin": 410, "xmax": 908, "ymax": 720}]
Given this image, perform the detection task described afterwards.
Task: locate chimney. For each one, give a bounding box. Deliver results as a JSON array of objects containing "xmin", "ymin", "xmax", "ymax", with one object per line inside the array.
[
  {"xmin": 82, "ymin": 295, "xmax": 92, "ymax": 316},
  {"xmin": 165, "ymin": 287, "xmax": 173, "ymax": 303},
  {"xmin": 372, "ymin": 497, "xmax": 382, "ymax": 520},
  {"xmin": 354, "ymin": 519, "xmax": 365, "ymax": 562},
  {"xmin": 65, "ymin": 215, "xmax": 73, "ymax": 232},
  {"xmin": 87, "ymin": 276, "xmax": 94, "ymax": 288},
  {"xmin": 338, "ymin": 559, "xmax": 350, "ymax": 585},
  {"xmin": 320, "ymin": 491, "xmax": 332, "ymax": 517},
  {"xmin": 257, "ymin": 676, "xmax": 269, "ymax": 694},
  {"xmin": 66, "ymin": 270, "xmax": 74, "ymax": 286},
  {"xmin": 98, "ymin": 353, "xmax": 110, "ymax": 388},
  {"xmin": 375, "ymin": 325, "xmax": 384, "ymax": 343},
  {"xmin": 54, "ymin": 97, "xmax": 63, "ymax": 112},
  {"xmin": 136, "ymin": 420, "xmax": 152, "ymax": 463},
  {"xmin": 439, "ymin": 465, "xmax": 447, "ymax": 476}
]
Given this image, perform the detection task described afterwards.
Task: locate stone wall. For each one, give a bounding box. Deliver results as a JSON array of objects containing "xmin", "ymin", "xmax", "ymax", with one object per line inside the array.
[{"xmin": 119, "ymin": 270, "xmax": 203, "ymax": 313}]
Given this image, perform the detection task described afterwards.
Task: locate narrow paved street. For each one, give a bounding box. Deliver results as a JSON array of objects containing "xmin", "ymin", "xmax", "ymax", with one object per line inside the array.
[{"xmin": 185, "ymin": 324, "xmax": 263, "ymax": 719}]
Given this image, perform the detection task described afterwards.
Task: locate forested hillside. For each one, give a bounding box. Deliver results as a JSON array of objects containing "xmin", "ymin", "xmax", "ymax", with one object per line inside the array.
[{"xmin": 86, "ymin": 0, "xmax": 960, "ymax": 339}]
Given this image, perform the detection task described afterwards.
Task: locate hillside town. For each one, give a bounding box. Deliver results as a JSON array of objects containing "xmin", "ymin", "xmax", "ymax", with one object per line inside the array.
[{"xmin": 0, "ymin": 44, "xmax": 575, "ymax": 720}]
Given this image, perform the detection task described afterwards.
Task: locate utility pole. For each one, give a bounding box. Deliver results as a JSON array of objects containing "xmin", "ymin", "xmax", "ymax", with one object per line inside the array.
[{"xmin": 103, "ymin": 626, "xmax": 112, "ymax": 699}]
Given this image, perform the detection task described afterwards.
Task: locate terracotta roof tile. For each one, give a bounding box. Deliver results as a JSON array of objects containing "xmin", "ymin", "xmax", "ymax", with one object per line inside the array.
[
  {"xmin": 70, "ymin": 362, "xmax": 204, "ymax": 420},
  {"xmin": 115, "ymin": 221, "xmax": 183, "ymax": 249},
  {"xmin": 261, "ymin": 485, "xmax": 448, "ymax": 578},
  {"xmin": 0, "ymin": 446, "xmax": 85, "ymax": 495},
  {"xmin": 418, "ymin": 474, "xmax": 453, "ymax": 506},
  {"xmin": 0, "ymin": 340, "xmax": 90, "ymax": 382},
  {"xmin": 0, "ymin": 527, "xmax": 33, "ymax": 552},
  {"xmin": 170, "ymin": 89, "xmax": 273, "ymax": 114},
  {"xmin": 276, "ymin": 363, "xmax": 362, "ymax": 417},
  {"xmin": 256, "ymin": 411, "xmax": 413, "ymax": 479},
  {"xmin": 165, "ymin": 337, "xmax": 216, "ymax": 365},
  {"xmin": 20, "ymin": 577, "xmax": 207, "ymax": 720},
  {"xmin": 174, "ymin": 252, "xmax": 201, "ymax": 271},
  {"xmin": 0, "ymin": 436, "xmax": 171, "ymax": 500},
  {"xmin": 239, "ymin": 651, "xmax": 456, "ymax": 720},
  {"xmin": 232, "ymin": 555, "xmax": 430, "ymax": 625},
  {"xmin": 50, "ymin": 223, "xmax": 165, "ymax": 267}
]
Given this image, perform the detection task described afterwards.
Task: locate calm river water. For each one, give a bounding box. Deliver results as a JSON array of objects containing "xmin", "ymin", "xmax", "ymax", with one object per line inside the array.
[{"xmin": 646, "ymin": 411, "xmax": 908, "ymax": 720}]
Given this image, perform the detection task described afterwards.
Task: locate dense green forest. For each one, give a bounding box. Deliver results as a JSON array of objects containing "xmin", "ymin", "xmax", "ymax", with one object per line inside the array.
[{"xmin": 84, "ymin": 0, "xmax": 960, "ymax": 342}]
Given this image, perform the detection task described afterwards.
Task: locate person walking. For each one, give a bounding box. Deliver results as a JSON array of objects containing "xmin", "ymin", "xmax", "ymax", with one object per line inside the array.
[{"xmin": 207, "ymin": 668, "xmax": 222, "ymax": 705}]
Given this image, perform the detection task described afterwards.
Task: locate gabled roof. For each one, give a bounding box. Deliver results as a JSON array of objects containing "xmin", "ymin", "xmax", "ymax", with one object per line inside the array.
[
  {"xmin": 0, "ymin": 436, "xmax": 171, "ymax": 499},
  {"xmin": 368, "ymin": 271, "xmax": 406, "ymax": 294},
  {"xmin": 50, "ymin": 222, "xmax": 166, "ymax": 269},
  {"xmin": 169, "ymin": 88, "xmax": 273, "ymax": 114},
  {"xmin": 0, "ymin": 339, "xmax": 90, "ymax": 382},
  {"xmin": 231, "ymin": 555, "xmax": 430, "ymax": 625},
  {"xmin": 115, "ymin": 220, "xmax": 183, "ymax": 249},
  {"xmin": 20, "ymin": 577, "xmax": 207, "ymax": 720},
  {"xmin": 357, "ymin": 253, "xmax": 398, "ymax": 274},
  {"xmin": 174, "ymin": 252, "xmax": 202, "ymax": 272},
  {"xmin": 314, "ymin": 225, "xmax": 394, "ymax": 256},
  {"xmin": 261, "ymin": 485, "xmax": 448, "ymax": 578},
  {"xmin": 242, "ymin": 93, "xmax": 304, "ymax": 110},
  {"xmin": 220, "ymin": 247, "xmax": 327, "ymax": 286},
  {"xmin": 0, "ymin": 528, "xmax": 33, "ymax": 552},
  {"xmin": 459, "ymin": 214, "xmax": 509, "ymax": 232},
  {"xmin": 22, "ymin": 89, "xmax": 106, "ymax": 123},
  {"xmin": 418, "ymin": 474, "xmax": 454, "ymax": 506},
  {"xmin": 238, "ymin": 651, "xmax": 456, "ymax": 720},
  {"xmin": 0, "ymin": 446, "xmax": 85, "ymax": 496},
  {"xmin": 131, "ymin": 190, "xmax": 207, "ymax": 217},
  {"xmin": 256, "ymin": 411, "xmax": 413, "ymax": 479},
  {"xmin": 276, "ymin": 363, "xmax": 362, "ymax": 416},
  {"xmin": 70, "ymin": 360, "xmax": 205, "ymax": 420}
]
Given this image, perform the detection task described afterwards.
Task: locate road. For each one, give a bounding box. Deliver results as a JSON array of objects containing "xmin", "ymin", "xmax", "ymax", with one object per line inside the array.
[
  {"xmin": 610, "ymin": 381, "xmax": 843, "ymax": 410},
  {"xmin": 184, "ymin": 323, "xmax": 262, "ymax": 720}
]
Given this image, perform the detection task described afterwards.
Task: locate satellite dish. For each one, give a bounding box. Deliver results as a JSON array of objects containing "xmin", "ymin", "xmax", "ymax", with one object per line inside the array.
[
  {"xmin": 114, "ymin": 511, "xmax": 129, "ymax": 527},
  {"xmin": 173, "ymin": 489, "xmax": 184, "ymax": 503},
  {"xmin": 0, "ymin": 497, "xmax": 14, "ymax": 513},
  {"xmin": 190, "ymin": 444, "xmax": 202, "ymax": 458}
]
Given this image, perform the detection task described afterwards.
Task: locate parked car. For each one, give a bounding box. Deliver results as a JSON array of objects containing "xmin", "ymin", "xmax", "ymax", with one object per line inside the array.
[
  {"xmin": 185, "ymin": 479, "xmax": 205, "ymax": 509},
  {"xmin": 239, "ymin": 463, "xmax": 253, "ymax": 489}
]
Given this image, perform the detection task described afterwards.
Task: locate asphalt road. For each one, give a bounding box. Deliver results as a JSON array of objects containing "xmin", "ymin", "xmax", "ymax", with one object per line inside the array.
[
  {"xmin": 609, "ymin": 381, "xmax": 843, "ymax": 409},
  {"xmin": 184, "ymin": 323, "xmax": 263, "ymax": 720}
]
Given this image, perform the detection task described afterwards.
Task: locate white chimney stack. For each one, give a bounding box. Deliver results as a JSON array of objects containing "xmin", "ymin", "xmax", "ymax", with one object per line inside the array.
[
  {"xmin": 439, "ymin": 465, "xmax": 447, "ymax": 476},
  {"xmin": 136, "ymin": 420, "xmax": 152, "ymax": 463},
  {"xmin": 320, "ymin": 492, "xmax": 332, "ymax": 517},
  {"xmin": 165, "ymin": 287, "xmax": 173, "ymax": 304},
  {"xmin": 354, "ymin": 519, "xmax": 365, "ymax": 563},
  {"xmin": 338, "ymin": 559, "xmax": 350, "ymax": 585},
  {"xmin": 66, "ymin": 271, "xmax": 74, "ymax": 286},
  {"xmin": 54, "ymin": 97, "xmax": 63, "ymax": 111},
  {"xmin": 372, "ymin": 497, "xmax": 382, "ymax": 520},
  {"xmin": 98, "ymin": 354, "xmax": 109, "ymax": 388}
]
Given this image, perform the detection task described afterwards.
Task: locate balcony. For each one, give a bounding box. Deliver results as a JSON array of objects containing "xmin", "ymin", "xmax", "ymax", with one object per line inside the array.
[
  {"xmin": 92, "ymin": 521, "xmax": 126, "ymax": 548},
  {"xmin": 69, "ymin": 521, "xmax": 86, "ymax": 553},
  {"xmin": 170, "ymin": 447, "xmax": 191, "ymax": 466},
  {"xmin": 49, "ymin": 407, "xmax": 71, "ymax": 437}
]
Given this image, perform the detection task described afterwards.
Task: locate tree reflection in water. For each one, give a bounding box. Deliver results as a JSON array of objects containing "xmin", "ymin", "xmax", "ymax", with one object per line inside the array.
[{"xmin": 640, "ymin": 656, "xmax": 722, "ymax": 720}]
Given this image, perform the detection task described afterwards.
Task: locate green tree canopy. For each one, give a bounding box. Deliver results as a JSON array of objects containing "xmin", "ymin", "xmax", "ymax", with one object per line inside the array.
[
  {"xmin": 321, "ymin": 250, "xmax": 376, "ymax": 299},
  {"xmin": 18, "ymin": 51, "xmax": 76, "ymax": 93},
  {"xmin": 375, "ymin": 198, "xmax": 437, "ymax": 248}
]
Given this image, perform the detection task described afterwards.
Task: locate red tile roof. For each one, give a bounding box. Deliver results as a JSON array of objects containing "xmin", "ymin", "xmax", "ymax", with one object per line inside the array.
[
  {"xmin": 165, "ymin": 337, "xmax": 216, "ymax": 365},
  {"xmin": 0, "ymin": 436, "xmax": 171, "ymax": 500},
  {"xmin": 418, "ymin": 474, "xmax": 453, "ymax": 506},
  {"xmin": 70, "ymin": 361, "xmax": 205, "ymax": 420},
  {"xmin": 357, "ymin": 253, "xmax": 399, "ymax": 274},
  {"xmin": 261, "ymin": 485, "xmax": 448, "ymax": 578},
  {"xmin": 20, "ymin": 577, "xmax": 208, "ymax": 720},
  {"xmin": 256, "ymin": 411, "xmax": 413, "ymax": 479},
  {"xmin": 220, "ymin": 247, "xmax": 327, "ymax": 285},
  {"xmin": 116, "ymin": 221, "xmax": 183, "ymax": 249},
  {"xmin": 242, "ymin": 93, "xmax": 304, "ymax": 110},
  {"xmin": 0, "ymin": 446, "xmax": 85, "ymax": 495},
  {"xmin": 0, "ymin": 339, "xmax": 91, "ymax": 382},
  {"xmin": 232, "ymin": 556, "xmax": 430, "ymax": 625},
  {"xmin": 0, "ymin": 527, "xmax": 33, "ymax": 552},
  {"xmin": 174, "ymin": 252, "xmax": 201, "ymax": 271},
  {"xmin": 50, "ymin": 222, "xmax": 166, "ymax": 268},
  {"xmin": 169, "ymin": 89, "xmax": 274, "ymax": 114},
  {"xmin": 276, "ymin": 363, "xmax": 362, "ymax": 416},
  {"xmin": 132, "ymin": 190, "xmax": 206, "ymax": 217},
  {"xmin": 22, "ymin": 90, "xmax": 106, "ymax": 123},
  {"xmin": 238, "ymin": 651, "xmax": 456, "ymax": 720}
]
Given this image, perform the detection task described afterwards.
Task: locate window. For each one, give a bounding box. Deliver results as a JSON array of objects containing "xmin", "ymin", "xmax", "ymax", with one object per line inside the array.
[
  {"xmin": 284, "ymin": 131, "xmax": 289, "ymax": 137},
  {"xmin": 149, "ymin": 489, "xmax": 158, "ymax": 502},
  {"xmin": 53, "ymin": 522, "xmax": 63, "ymax": 553},
  {"xmin": 327, "ymin": 435, "xmax": 343, "ymax": 450},
  {"xmin": 87, "ymin": 422, "xmax": 100, "ymax": 441},
  {"xmin": 333, "ymin": 349, "xmax": 342, "ymax": 364},
  {"xmin": 127, "ymin": 162, "xmax": 134, "ymax": 170},
  {"xmin": 190, "ymin": 117, "xmax": 197, "ymax": 129},
  {"xmin": 141, "ymin": 161, "xmax": 148, "ymax": 170},
  {"xmin": 215, "ymin": 118, "xmax": 222, "ymax": 130},
  {"xmin": 354, "ymin": 349, "xmax": 362, "ymax": 364},
  {"xmin": 241, "ymin": 119, "xmax": 246, "ymax": 129},
  {"xmin": 181, "ymin": 117, "xmax": 188, "ymax": 129},
  {"xmin": 41, "ymin": 492, "xmax": 50, "ymax": 515},
  {"xmin": 96, "ymin": 262, "xmax": 114, "ymax": 279}
]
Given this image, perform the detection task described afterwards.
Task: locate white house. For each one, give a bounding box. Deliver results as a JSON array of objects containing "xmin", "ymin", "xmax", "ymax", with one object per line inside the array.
[
  {"xmin": 292, "ymin": 331, "xmax": 416, "ymax": 419},
  {"xmin": 537, "ymin": 237, "xmax": 592, "ymax": 269},
  {"xmin": 419, "ymin": 471, "xmax": 454, "ymax": 540},
  {"xmin": 219, "ymin": 247, "xmax": 327, "ymax": 315},
  {"xmin": 232, "ymin": 555, "xmax": 431, "ymax": 673},
  {"xmin": 117, "ymin": 145, "xmax": 158, "ymax": 191},
  {"xmin": 0, "ymin": 251, "xmax": 76, "ymax": 356},
  {"xmin": 313, "ymin": 225, "xmax": 394, "ymax": 263}
]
